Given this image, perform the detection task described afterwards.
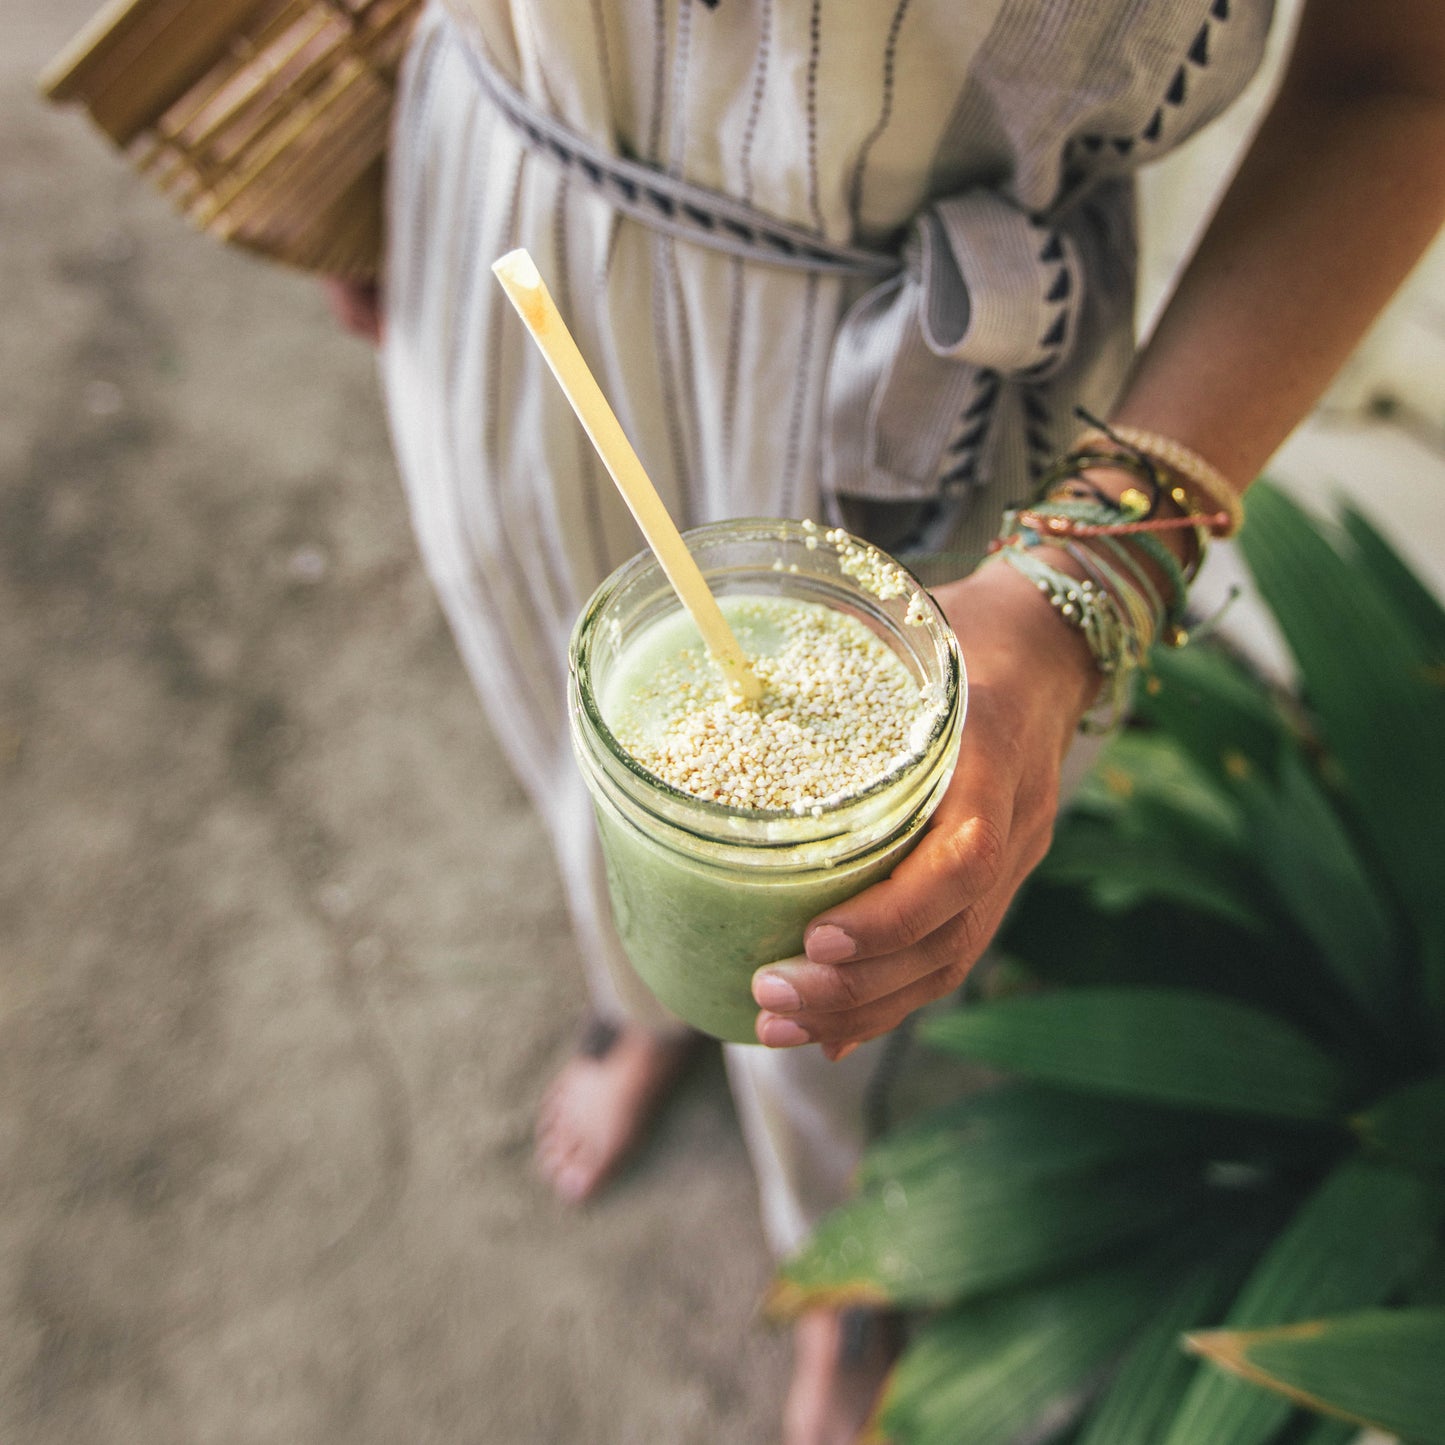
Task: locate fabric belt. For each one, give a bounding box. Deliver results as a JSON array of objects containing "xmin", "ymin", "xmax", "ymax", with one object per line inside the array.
[
  {"xmin": 453, "ymin": 19, "xmax": 1108, "ymax": 506},
  {"xmin": 457, "ymin": 37, "xmax": 895, "ymax": 280}
]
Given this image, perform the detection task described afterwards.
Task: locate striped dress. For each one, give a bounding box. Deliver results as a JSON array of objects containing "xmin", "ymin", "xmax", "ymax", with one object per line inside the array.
[{"xmin": 380, "ymin": 0, "xmax": 1275, "ymax": 1253}]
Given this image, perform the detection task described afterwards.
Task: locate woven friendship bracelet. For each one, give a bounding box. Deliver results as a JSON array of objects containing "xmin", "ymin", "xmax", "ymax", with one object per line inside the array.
[
  {"xmin": 990, "ymin": 477, "xmax": 1206, "ymax": 727},
  {"xmin": 1063, "ymin": 540, "xmax": 1160, "ymax": 663},
  {"xmin": 1032, "ymin": 449, "xmax": 1213, "ymax": 577},
  {"xmin": 1072, "ymin": 425, "xmax": 1245, "ymax": 539},
  {"xmin": 996, "ymin": 545, "xmax": 1131, "ymax": 671},
  {"xmin": 1009, "ymin": 495, "xmax": 1192, "ymax": 629},
  {"xmin": 1035, "ymin": 448, "xmax": 1163, "ymax": 523},
  {"xmin": 992, "ymin": 543, "xmax": 1138, "ymax": 729}
]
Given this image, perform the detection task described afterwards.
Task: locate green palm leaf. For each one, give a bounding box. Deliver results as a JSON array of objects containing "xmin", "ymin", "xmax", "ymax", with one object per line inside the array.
[
  {"xmin": 869, "ymin": 1250, "xmax": 1175, "ymax": 1445},
  {"xmin": 1075, "ymin": 1236, "xmax": 1263, "ymax": 1445},
  {"xmin": 1071, "ymin": 728, "xmax": 1247, "ymax": 840},
  {"xmin": 1353, "ymin": 1072, "xmax": 1445, "ymax": 1174},
  {"xmin": 997, "ymin": 882, "xmax": 1351, "ymax": 1046},
  {"xmin": 1132, "ymin": 630, "xmax": 1290, "ymax": 788},
  {"xmin": 1041, "ymin": 816, "xmax": 1269, "ymax": 932},
  {"xmin": 1238, "ymin": 483, "xmax": 1445, "ymax": 1037},
  {"xmin": 1407, "ymin": 1241, "xmax": 1445, "ymax": 1305},
  {"xmin": 1186, "ymin": 1308, "xmax": 1445, "ymax": 1444},
  {"xmin": 921, "ymin": 988, "xmax": 1355, "ymax": 1121},
  {"xmin": 1055, "ymin": 718, "xmax": 1396, "ymax": 1037},
  {"xmin": 1228, "ymin": 745, "xmax": 1402, "ymax": 1031},
  {"xmin": 1340, "ymin": 503, "xmax": 1445, "ymax": 666},
  {"xmin": 1293, "ymin": 1414, "xmax": 1374, "ymax": 1445},
  {"xmin": 855, "ymin": 1082, "xmax": 1216, "ymax": 1192},
  {"xmin": 770, "ymin": 1149, "xmax": 1204, "ymax": 1315},
  {"xmin": 1047, "ymin": 730, "xmax": 1269, "ymax": 931},
  {"xmin": 1160, "ymin": 1156, "xmax": 1445, "ymax": 1444}
]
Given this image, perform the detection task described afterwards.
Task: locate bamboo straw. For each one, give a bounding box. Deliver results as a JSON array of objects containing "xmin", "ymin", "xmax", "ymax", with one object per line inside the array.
[{"xmin": 492, "ymin": 248, "xmax": 763, "ymax": 704}]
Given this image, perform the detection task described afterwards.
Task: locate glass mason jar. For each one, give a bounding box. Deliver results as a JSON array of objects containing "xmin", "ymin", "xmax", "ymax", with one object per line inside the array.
[{"xmin": 568, "ymin": 519, "xmax": 966, "ymax": 1044}]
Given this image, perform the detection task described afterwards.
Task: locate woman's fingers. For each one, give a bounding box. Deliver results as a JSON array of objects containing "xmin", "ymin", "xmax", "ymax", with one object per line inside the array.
[
  {"xmin": 747, "ymin": 564, "xmax": 1096, "ymax": 1053},
  {"xmin": 320, "ymin": 276, "xmax": 383, "ymax": 344},
  {"xmin": 753, "ymin": 893, "xmax": 1016, "ymax": 1048},
  {"xmin": 754, "ymin": 847, "xmax": 1038, "ymax": 1047},
  {"xmin": 799, "ymin": 734, "xmax": 1028, "ymax": 968},
  {"xmin": 752, "ymin": 724, "xmax": 1059, "ymax": 1049},
  {"xmin": 756, "ymin": 892, "xmax": 993, "ymax": 1018}
]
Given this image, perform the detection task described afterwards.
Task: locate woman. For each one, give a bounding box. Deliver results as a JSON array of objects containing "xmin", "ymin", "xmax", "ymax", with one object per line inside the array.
[{"xmin": 330, "ymin": 1, "xmax": 1445, "ymax": 1437}]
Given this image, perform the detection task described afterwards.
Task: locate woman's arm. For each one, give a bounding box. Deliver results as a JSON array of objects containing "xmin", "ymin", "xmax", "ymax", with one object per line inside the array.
[
  {"xmin": 754, "ymin": 0, "xmax": 1445, "ymax": 1056},
  {"xmin": 1116, "ymin": 0, "xmax": 1445, "ymax": 487}
]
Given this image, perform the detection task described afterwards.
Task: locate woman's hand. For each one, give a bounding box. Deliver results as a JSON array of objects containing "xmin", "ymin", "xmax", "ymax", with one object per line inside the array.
[
  {"xmin": 750, "ymin": 558, "xmax": 1102, "ymax": 1056},
  {"xmin": 320, "ymin": 276, "xmax": 383, "ymax": 344}
]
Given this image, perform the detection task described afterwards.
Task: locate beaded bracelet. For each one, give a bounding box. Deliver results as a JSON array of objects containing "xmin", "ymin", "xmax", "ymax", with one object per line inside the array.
[
  {"xmin": 991, "ymin": 478, "xmax": 1206, "ymax": 726},
  {"xmin": 993, "ymin": 543, "xmax": 1138, "ymax": 728},
  {"xmin": 997, "ymin": 544, "xmax": 1130, "ymax": 670},
  {"xmin": 1064, "ymin": 539, "xmax": 1160, "ymax": 659},
  {"xmin": 1083, "ymin": 530, "xmax": 1165, "ymax": 624},
  {"xmin": 1005, "ymin": 495, "xmax": 1191, "ymax": 643}
]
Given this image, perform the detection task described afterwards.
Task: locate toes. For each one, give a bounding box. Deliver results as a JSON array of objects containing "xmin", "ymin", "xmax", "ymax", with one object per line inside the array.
[
  {"xmin": 531, "ymin": 1026, "xmax": 698, "ymax": 1206},
  {"xmin": 536, "ymin": 1144, "xmax": 599, "ymax": 1204},
  {"xmin": 552, "ymin": 1158, "xmax": 598, "ymax": 1203},
  {"xmin": 538, "ymin": 1126, "xmax": 605, "ymax": 1203}
]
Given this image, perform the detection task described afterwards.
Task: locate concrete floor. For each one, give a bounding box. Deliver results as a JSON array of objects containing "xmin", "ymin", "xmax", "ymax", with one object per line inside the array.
[
  {"xmin": 2, "ymin": 6, "xmax": 788, "ymax": 1442},
  {"xmin": 5, "ymin": 6, "xmax": 1444, "ymax": 1445}
]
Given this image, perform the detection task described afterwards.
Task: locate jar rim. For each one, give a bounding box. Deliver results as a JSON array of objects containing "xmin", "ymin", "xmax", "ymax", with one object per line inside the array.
[{"xmin": 569, "ymin": 519, "xmax": 963, "ymax": 833}]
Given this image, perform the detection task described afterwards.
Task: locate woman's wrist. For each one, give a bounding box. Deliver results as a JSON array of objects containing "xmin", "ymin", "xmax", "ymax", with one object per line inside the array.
[
  {"xmin": 934, "ymin": 561, "xmax": 1105, "ymax": 734},
  {"xmin": 1051, "ymin": 460, "xmax": 1199, "ymax": 574}
]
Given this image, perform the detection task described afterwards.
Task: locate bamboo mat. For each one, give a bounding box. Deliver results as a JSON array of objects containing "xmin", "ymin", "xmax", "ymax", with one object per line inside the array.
[{"xmin": 41, "ymin": 0, "xmax": 422, "ymax": 278}]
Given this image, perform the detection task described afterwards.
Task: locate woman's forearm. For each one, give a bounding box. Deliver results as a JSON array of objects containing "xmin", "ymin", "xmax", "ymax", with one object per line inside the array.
[{"xmin": 1111, "ymin": 0, "xmax": 1445, "ymax": 492}]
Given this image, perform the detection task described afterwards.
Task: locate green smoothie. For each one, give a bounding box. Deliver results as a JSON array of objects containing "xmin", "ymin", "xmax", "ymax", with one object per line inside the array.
[{"xmin": 568, "ymin": 520, "xmax": 964, "ymax": 1044}]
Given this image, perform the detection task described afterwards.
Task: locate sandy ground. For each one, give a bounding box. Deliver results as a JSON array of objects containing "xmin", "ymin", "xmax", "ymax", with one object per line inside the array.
[{"xmin": 2, "ymin": 5, "xmax": 790, "ymax": 1442}]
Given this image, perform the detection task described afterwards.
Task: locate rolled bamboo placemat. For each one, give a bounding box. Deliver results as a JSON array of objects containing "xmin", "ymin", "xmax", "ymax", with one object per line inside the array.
[{"xmin": 40, "ymin": 0, "xmax": 422, "ymax": 279}]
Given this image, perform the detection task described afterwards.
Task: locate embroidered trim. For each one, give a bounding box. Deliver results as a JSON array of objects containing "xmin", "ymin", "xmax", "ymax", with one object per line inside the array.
[
  {"xmin": 456, "ymin": 28, "xmax": 897, "ymax": 278},
  {"xmin": 1071, "ymin": 4, "xmax": 1231, "ymax": 176}
]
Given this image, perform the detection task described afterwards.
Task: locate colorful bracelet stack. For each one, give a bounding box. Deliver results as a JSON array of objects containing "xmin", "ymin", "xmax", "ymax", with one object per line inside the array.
[
  {"xmin": 1071, "ymin": 423, "xmax": 1245, "ymax": 541},
  {"xmin": 988, "ymin": 420, "xmax": 1243, "ymax": 729}
]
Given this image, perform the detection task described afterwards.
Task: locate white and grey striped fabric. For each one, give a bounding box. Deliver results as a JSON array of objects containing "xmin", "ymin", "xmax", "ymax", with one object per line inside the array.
[{"xmin": 380, "ymin": 0, "xmax": 1275, "ymax": 1253}]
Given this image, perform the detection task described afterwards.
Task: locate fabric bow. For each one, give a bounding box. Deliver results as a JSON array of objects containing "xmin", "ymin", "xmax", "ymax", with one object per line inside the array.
[{"xmin": 821, "ymin": 189, "xmax": 1088, "ymax": 504}]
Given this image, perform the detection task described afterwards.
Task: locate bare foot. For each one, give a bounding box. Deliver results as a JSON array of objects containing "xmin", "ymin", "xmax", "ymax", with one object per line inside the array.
[
  {"xmin": 534, "ymin": 1019, "xmax": 699, "ymax": 1203},
  {"xmin": 784, "ymin": 1308, "xmax": 901, "ymax": 1445}
]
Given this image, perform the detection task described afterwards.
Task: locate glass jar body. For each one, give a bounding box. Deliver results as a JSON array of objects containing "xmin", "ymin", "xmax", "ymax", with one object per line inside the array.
[{"xmin": 568, "ymin": 521, "xmax": 965, "ymax": 1043}]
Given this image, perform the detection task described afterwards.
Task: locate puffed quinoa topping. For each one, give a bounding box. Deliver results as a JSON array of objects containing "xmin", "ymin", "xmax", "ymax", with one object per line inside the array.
[{"xmin": 612, "ymin": 598, "xmax": 929, "ymax": 812}]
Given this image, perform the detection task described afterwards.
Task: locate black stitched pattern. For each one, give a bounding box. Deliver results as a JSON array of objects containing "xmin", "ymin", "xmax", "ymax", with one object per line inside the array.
[
  {"xmin": 933, "ymin": 205, "xmax": 1076, "ymax": 495},
  {"xmin": 652, "ymin": 235, "xmax": 694, "ymax": 526},
  {"xmin": 1034, "ymin": 222, "xmax": 1076, "ymax": 364},
  {"xmin": 738, "ymin": 0, "xmax": 772, "ymax": 206},
  {"xmin": 552, "ymin": 177, "xmax": 611, "ymax": 585},
  {"xmin": 939, "ymin": 370, "xmax": 998, "ymax": 492},
  {"xmin": 1071, "ymin": 2, "xmax": 1228, "ymax": 180},
  {"xmin": 722, "ymin": 0, "xmax": 773, "ymax": 467},
  {"xmin": 804, "ymin": 0, "xmax": 825, "ymax": 233},
  {"xmin": 456, "ymin": 36, "xmax": 895, "ymax": 278},
  {"xmin": 847, "ymin": 0, "xmax": 914, "ymax": 232},
  {"xmin": 484, "ymin": 112, "xmax": 871, "ymax": 269},
  {"xmin": 647, "ymin": 0, "xmax": 667, "ymax": 164},
  {"xmin": 780, "ymin": 275, "xmax": 820, "ymax": 519},
  {"xmin": 1022, "ymin": 386, "xmax": 1054, "ymax": 480},
  {"xmin": 668, "ymin": 0, "xmax": 694, "ymax": 178}
]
